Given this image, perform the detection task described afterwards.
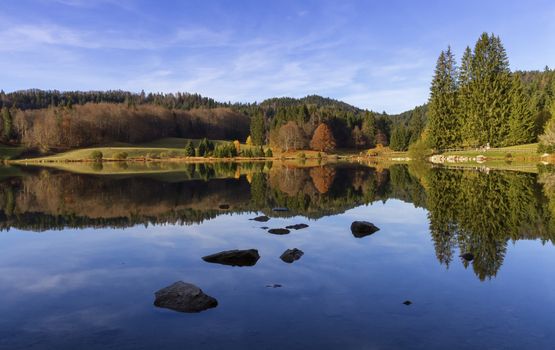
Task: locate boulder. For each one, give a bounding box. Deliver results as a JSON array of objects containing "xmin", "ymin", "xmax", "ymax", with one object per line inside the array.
[
  {"xmin": 350, "ymin": 221, "xmax": 380, "ymax": 238},
  {"xmin": 268, "ymin": 228, "xmax": 290, "ymax": 235},
  {"xmin": 202, "ymin": 249, "xmax": 260, "ymax": 266},
  {"xmin": 402, "ymin": 300, "xmax": 412, "ymax": 306},
  {"xmin": 285, "ymin": 223, "xmax": 309, "ymax": 230},
  {"xmin": 218, "ymin": 204, "xmax": 230, "ymax": 210},
  {"xmin": 154, "ymin": 281, "xmax": 218, "ymax": 313},
  {"xmin": 251, "ymin": 215, "xmax": 270, "ymax": 222},
  {"xmin": 280, "ymin": 248, "xmax": 304, "ymax": 263}
]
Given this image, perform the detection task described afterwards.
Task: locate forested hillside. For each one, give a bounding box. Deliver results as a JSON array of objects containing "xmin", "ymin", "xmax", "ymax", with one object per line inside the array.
[{"xmin": 0, "ymin": 37, "xmax": 553, "ymax": 156}]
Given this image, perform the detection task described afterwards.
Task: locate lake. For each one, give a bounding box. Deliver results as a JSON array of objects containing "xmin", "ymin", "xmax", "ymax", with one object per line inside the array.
[{"xmin": 0, "ymin": 161, "xmax": 554, "ymax": 349}]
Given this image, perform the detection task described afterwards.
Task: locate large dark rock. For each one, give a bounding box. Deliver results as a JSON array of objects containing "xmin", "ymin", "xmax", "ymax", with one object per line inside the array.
[
  {"xmin": 350, "ymin": 221, "xmax": 380, "ymax": 238},
  {"xmin": 154, "ymin": 281, "xmax": 218, "ymax": 313},
  {"xmin": 268, "ymin": 228, "xmax": 290, "ymax": 235},
  {"xmin": 202, "ymin": 249, "xmax": 260, "ymax": 266},
  {"xmin": 218, "ymin": 204, "xmax": 230, "ymax": 210},
  {"xmin": 280, "ymin": 248, "xmax": 304, "ymax": 263},
  {"xmin": 251, "ymin": 215, "xmax": 270, "ymax": 222},
  {"xmin": 285, "ymin": 223, "xmax": 309, "ymax": 230}
]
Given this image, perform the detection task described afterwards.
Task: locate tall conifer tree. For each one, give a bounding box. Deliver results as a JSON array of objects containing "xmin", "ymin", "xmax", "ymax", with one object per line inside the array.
[{"xmin": 428, "ymin": 47, "xmax": 459, "ymax": 150}]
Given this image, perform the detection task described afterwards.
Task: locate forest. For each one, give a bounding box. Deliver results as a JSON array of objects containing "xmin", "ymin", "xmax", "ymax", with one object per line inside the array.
[{"xmin": 0, "ymin": 32, "xmax": 553, "ymax": 155}]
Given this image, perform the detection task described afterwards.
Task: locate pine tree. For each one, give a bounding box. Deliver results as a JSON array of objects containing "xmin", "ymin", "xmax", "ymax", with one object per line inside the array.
[
  {"xmin": 250, "ymin": 110, "xmax": 265, "ymax": 146},
  {"xmin": 361, "ymin": 111, "xmax": 376, "ymax": 147},
  {"xmin": 506, "ymin": 74, "xmax": 535, "ymax": 145},
  {"xmin": 428, "ymin": 47, "xmax": 459, "ymax": 150},
  {"xmin": 389, "ymin": 125, "xmax": 410, "ymax": 151},
  {"xmin": 458, "ymin": 46, "xmax": 476, "ymax": 146},
  {"xmin": 2, "ymin": 108, "xmax": 12, "ymax": 142},
  {"xmin": 184, "ymin": 141, "xmax": 195, "ymax": 157},
  {"xmin": 471, "ymin": 33, "xmax": 512, "ymax": 146}
]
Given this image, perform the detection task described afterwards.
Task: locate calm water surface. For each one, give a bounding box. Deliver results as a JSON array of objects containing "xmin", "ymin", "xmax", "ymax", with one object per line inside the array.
[{"xmin": 0, "ymin": 162, "xmax": 554, "ymax": 349}]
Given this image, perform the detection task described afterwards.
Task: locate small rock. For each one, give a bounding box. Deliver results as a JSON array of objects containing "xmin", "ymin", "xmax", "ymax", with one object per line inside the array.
[
  {"xmin": 460, "ymin": 252, "xmax": 474, "ymax": 261},
  {"xmin": 218, "ymin": 204, "xmax": 230, "ymax": 210},
  {"xmin": 268, "ymin": 228, "xmax": 290, "ymax": 235},
  {"xmin": 402, "ymin": 300, "xmax": 412, "ymax": 306},
  {"xmin": 260, "ymin": 226, "xmax": 269, "ymax": 230},
  {"xmin": 280, "ymin": 248, "xmax": 304, "ymax": 263},
  {"xmin": 272, "ymin": 207, "xmax": 289, "ymax": 212},
  {"xmin": 285, "ymin": 223, "xmax": 309, "ymax": 230},
  {"xmin": 266, "ymin": 284, "xmax": 282, "ymax": 288},
  {"xmin": 251, "ymin": 215, "xmax": 270, "ymax": 222},
  {"xmin": 202, "ymin": 249, "xmax": 260, "ymax": 266},
  {"xmin": 350, "ymin": 221, "xmax": 380, "ymax": 238},
  {"xmin": 154, "ymin": 281, "xmax": 218, "ymax": 313}
]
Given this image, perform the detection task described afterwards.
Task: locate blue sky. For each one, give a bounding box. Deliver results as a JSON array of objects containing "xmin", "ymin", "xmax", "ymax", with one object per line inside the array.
[{"xmin": 0, "ymin": 0, "xmax": 554, "ymax": 113}]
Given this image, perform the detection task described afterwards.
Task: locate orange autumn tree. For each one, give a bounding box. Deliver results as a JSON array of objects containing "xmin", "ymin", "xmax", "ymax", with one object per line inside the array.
[{"xmin": 310, "ymin": 123, "xmax": 336, "ymax": 152}]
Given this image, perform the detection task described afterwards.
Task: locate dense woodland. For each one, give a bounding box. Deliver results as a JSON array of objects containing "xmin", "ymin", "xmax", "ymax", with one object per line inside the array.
[
  {"xmin": 425, "ymin": 33, "xmax": 555, "ymax": 151},
  {"xmin": 0, "ymin": 33, "xmax": 553, "ymax": 155}
]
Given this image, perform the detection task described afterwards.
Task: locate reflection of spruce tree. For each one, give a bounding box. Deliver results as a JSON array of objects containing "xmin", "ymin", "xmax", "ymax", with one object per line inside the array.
[
  {"xmin": 250, "ymin": 173, "xmax": 267, "ymax": 207},
  {"xmin": 426, "ymin": 169, "xmax": 462, "ymax": 267},
  {"xmin": 426, "ymin": 169, "xmax": 548, "ymax": 280}
]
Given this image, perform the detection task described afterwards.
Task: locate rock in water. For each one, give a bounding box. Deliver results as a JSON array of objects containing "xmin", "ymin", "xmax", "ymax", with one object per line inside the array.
[
  {"xmin": 251, "ymin": 215, "xmax": 270, "ymax": 222},
  {"xmin": 268, "ymin": 228, "xmax": 290, "ymax": 235},
  {"xmin": 272, "ymin": 207, "xmax": 289, "ymax": 212},
  {"xmin": 218, "ymin": 204, "xmax": 230, "ymax": 210},
  {"xmin": 460, "ymin": 252, "xmax": 474, "ymax": 261},
  {"xmin": 350, "ymin": 221, "xmax": 380, "ymax": 238},
  {"xmin": 402, "ymin": 300, "xmax": 412, "ymax": 306},
  {"xmin": 280, "ymin": 248, "xmax": 304, "ymax": 263},
  {"xmin": 285, "ymin": 223, "xmax": 309, "ymax": 230},
  {"xmin": 202, "ymin": 249, "xmax": 260, "ymax": 266},
  {"xmin": 154, "ymin": 281, "xmax": 218, "ymax": 313}
]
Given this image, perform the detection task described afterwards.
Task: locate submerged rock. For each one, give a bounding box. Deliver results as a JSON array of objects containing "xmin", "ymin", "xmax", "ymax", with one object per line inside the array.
[
  {"xmin": 350, "ymin": 221, "xmax": 380, "ymax": 238},
  {"xmin": 280, "ymin": 248, "xmax": 304, "ymax": 263},
  {"xmin": 272, "ymin": 207, "xmax": 289, "ymax": 212},
  {"xmin": 260, "ymin": 226, "xmax": 269, "ymax": 230},
  {"xmin": 251, "ymin": 215, "xmax": 270, "ymax": 222},
  {"xmin": 154, "ymin": 281, "xmax": 218, "ymax": 313},
  {"xmin": 266, "ymin": 284, "xmax": 282, "ymax": 288},
  {"xmin": 285, "ymin": 223, "xmax": 309, "ymax": 230},
  {"xmin": 268, "ymin": 228, "xmax": 290, "ymax": 235},
  {"xmin": 218, "ymin": 204, "xmax": 230, "ymax": 210},
  {"xmin": 460, "ymin": 252, "xmax": 474, "ymax": 261},
  {"xmin": 202, "ymin": 249, "xmax": 260, "ymax": 266},
  {"xmin": 402, "ymin": 300, "xmax": 412, "ymax": 306}
]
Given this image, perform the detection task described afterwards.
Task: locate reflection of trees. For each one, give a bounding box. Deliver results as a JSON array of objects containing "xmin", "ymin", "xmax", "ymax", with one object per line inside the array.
[
  {"xmin": 309, "ymin": 166, "xmax": 336, "ymax": 194},
  {"xmin": 426, "ymin": 168, "xmax": 553, "ymax": 280},
  {"xmin": 2, "ymin": 163, "xmax": 555, "ymax": 282}
]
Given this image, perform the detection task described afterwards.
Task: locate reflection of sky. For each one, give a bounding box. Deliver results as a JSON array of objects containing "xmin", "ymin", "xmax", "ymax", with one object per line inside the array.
[{"xmin": 0, "ymin": 200, "xmax": 555, "ymax": 349}]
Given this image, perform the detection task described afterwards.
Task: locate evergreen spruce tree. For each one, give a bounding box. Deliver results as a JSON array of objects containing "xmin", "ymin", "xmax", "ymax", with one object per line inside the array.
[
  {"xmin": 506, "ymin": 74, "xmax": 535, "ymax": 145},
  {"xmin": 428, "ymin": 47, "xmax": 459, "ymax": 150},
  {"xmin": 471, "ymin": 33, "xmax": 512, "ymax": 146},
  {"xmin": 2, "ymin": 108, "xmax": 12, "ymax": 142},
  {"xmin": 361, "ymin": 111, "xmax": 376, "ymax": 147},
  {"xmin": 458, "ymin": 46, "xmax": 476, "ymax": 146},
  {"xmin": 250, "ymin": 109, "xmax": 265, "ymax": 146},
  {"xmin": 389, "ymin": 125, "xmax": 409, "ymax": 151}
]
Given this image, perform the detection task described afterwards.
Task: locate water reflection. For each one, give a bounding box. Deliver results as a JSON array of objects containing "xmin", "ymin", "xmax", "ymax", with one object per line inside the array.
[{"xmin": 1, "ymin": 162, "xmax": 555, "ymax": 281}]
